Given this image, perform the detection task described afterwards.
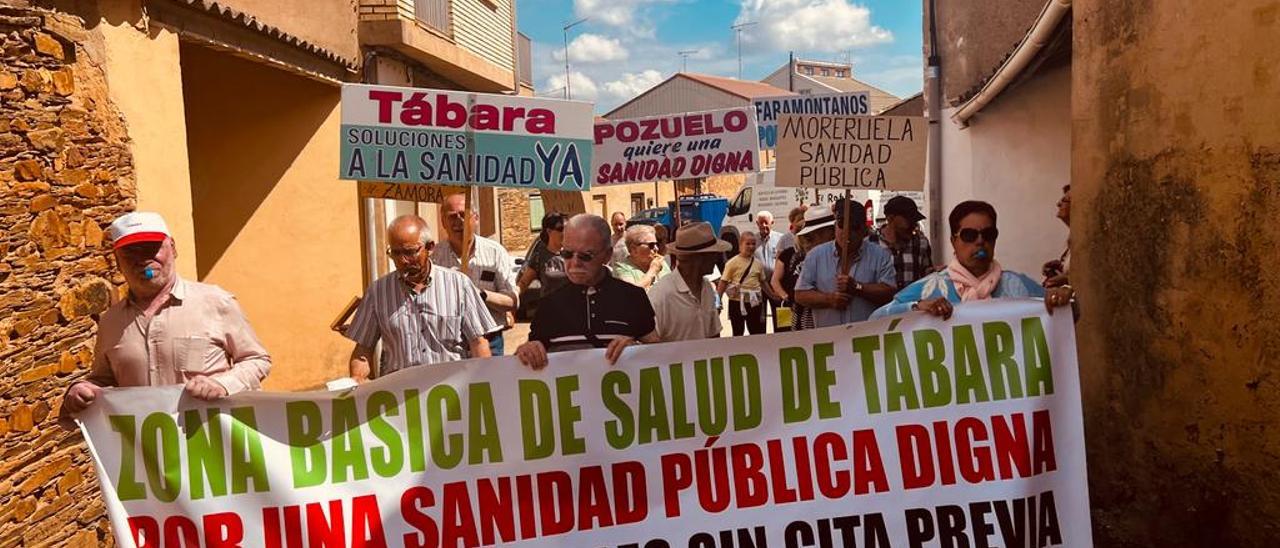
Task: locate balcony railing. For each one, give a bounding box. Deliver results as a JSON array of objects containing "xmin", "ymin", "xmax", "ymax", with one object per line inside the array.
[
  {"xmin": 415, "ymin": 0, "xmax": 451, "ymax": 37},
  {"xmin": 517, "ymin": 32, "xmax": 532, "ymax": 86}
]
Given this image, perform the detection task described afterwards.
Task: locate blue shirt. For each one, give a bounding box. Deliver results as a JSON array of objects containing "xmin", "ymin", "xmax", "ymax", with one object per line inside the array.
[
  {"xmin": 796, "ymin": 240, "xmax": 896, "ymax": 327},
  {"xmin": 869, "ymin": 269, "xmax": 1046, "ymax": 320}
]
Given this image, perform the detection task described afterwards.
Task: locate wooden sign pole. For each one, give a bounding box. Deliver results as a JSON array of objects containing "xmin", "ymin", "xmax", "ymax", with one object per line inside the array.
[{"xmin": 838, "ymin": 189, "xmax": 854, "ymax": 274}]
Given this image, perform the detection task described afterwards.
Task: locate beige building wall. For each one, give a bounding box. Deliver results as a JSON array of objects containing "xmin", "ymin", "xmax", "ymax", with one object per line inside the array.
[
  {"xmin": 203, "ymin": 0, "xmax": 360, "ymax": 62},
  {"xmin": 935, "ymin": 65, "xmax": 1070, "ymax": 276},
  {"xmin": 96, "ymin": 0, "xmax": 197, "ymax": 278},
  {"xmin": 180, "ymin": 44, "xmax": 361, "ymax": 391}
]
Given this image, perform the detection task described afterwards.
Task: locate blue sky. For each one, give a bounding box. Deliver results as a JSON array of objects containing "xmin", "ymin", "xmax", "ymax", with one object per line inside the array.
[{"xmin": 517, "ymin": 0, "xmax": 923, "ymax": 113}]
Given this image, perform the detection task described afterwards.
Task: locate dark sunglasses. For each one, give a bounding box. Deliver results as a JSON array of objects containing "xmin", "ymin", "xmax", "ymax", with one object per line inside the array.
[
  {"xmin": 558, "ymin": 249, "xmax": 598, "ymax": 262},
  {"xmin": 634, "ymin": 241, "xmax": 660, "ymax": 250},
  {"xmin": 956, "ymin": 227, "xmax": 999, "ymax": 243}
]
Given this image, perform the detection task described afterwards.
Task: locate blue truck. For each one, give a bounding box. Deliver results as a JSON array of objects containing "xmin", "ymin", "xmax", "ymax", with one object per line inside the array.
[{"xmin": 628, "ymin": 193, "xmax": 730, "ymax": 236}]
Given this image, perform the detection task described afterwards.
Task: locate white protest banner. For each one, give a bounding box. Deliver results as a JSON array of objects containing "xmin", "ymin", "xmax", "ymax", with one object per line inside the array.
[
  {"xmin": 776, "ymin": 114, "xmax": 927, "ymax": 191},
  {"xmin": 78, "ymin": 299, "xmax": 1090, "ymax": 547},
  {"xmin": 340, "ymin": 84, "xmax": 595, "ymax": 190},
  {"xmin": 753, "ymin": 91, "xmax": 872, "ymax": 150},
  {"xmin": 593, "ymin": 108, "xmax": 760, "ymax": 185}
]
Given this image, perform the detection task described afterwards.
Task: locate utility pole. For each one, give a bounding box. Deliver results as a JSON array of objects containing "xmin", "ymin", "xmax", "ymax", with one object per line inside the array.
[
  {"xmin": 678, "ymin": 49, "xmax": 699, "ymax": 73},
  {"xmin": 731, "ymin": 21, "xmax": 756, "ymax": 79},
  {"xmin": 562, "ymin": 17, "xmax": 588, "ymax": 99}
]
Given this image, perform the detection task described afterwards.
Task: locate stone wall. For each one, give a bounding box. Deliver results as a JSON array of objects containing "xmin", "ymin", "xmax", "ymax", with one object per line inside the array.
[
  {"xmin": 498, "ymin": 188, "xmax": 535, "ymax": 254},
  {"xmin": 0, "ymin": 6, "xmax": 133, "ymax": 546}
]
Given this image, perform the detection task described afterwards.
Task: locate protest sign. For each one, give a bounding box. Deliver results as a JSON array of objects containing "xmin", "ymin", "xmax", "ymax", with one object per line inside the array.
[
  {"xmin": 357, "ymin": 182, "xmax": 468, "ymax": 202},
  {"xmin": 753, "ymin": 91, "xmax": 872, "ymax": 150},
  {"xmin": 340, "ymin": 84, "xmax": 595, "ymax": 190},
  {"xmin": 78, "ymin": 299, "xmax": 1090, "ymax": 547},
  {"xmin": 593, "ymin": 108, "xmax": 760, "ymax": 185},
  {"xmin": 776, "ymin": 114, "xmax": 927, "ymax": 191}
]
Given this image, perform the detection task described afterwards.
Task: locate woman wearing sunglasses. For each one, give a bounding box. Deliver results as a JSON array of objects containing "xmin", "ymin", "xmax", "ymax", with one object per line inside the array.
[
  {"xmin": 871, "ymin": 201, "xmax": 1075, "ymax": 320},
  {"xmin": 613, "ymin": 224, "xmax": 671, "ymax": 291}
]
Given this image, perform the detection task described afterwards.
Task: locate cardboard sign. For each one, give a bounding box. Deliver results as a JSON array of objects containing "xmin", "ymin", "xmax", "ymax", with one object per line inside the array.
[
  {"xmin": 539, "ymin": 189, "xmax": 587, "ymax": 215},
  {"xmin": 356, "ymin": 182, "xmax": 467, "ymax": 202},
  {"xmin": 340, "ymin": 84, "xmax": 595, "ymax": 190},
  {"xmin": 775, "ymin": 114, "xmax": 926, "ymax": 191},
  {"xmin": 593, "ymin": 108, "xmax": 760, "ymax": 185},
  {"xmin": 753, "ymin": 91, "xmax": 871, "ymax": 150}
]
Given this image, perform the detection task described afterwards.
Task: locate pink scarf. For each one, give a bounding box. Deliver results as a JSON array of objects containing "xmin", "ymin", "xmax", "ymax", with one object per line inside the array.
[{"xmin": 947, "ymin": 259, "xmax": 1003, "ymax": 302}]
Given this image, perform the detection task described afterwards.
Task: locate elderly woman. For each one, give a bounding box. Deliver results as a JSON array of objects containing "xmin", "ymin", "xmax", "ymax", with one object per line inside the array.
[
  {"xmin": 613, "ymin": 224, "xmax": 671, "ymax": 290},
  {"xmin": 871, "ymin": 200, "xmax": 1075, "ymax": 319}
]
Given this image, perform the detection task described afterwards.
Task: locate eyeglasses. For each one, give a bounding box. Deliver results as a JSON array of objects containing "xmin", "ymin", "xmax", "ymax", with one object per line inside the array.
[
  {"xmin": 956, "ymin": 227, "xmax": 999, "ymax": 243},
  {"xmin": 386, "ymin": 245, "xmax": 424, "ymax": 259},
  {"xmin": 633, "ymin": 241, "xmax": 659, "ymax": 250},
  {"xmin": 558, "ymin": 249, "xmax": 599, "ymax": 262}
]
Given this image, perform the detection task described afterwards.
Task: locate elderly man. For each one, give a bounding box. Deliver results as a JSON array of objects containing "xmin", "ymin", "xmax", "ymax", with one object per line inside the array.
[
  {"xmin": 516, "ymin": 214, "xmax": 657, "ymax": 370},
  {"xmin": 649, "ymin": 222, "xmax": 729, "ymax": 342},
  {"xmin": 753, "ymin": 210, "xmax": 785, "ymax": 331},
  {"xmin": 794, "ymin": 199, "xmax": 897, "ymax": 327},
  {"xmin": 347, "ymin": 215, "xmax": 497, "ymax": 381},
  {"xmin": 62, "ymin": 212, "xmax": 271, "ymax": 417},
  {"xmin": 613, "ymin": 224, "xmax": 670, "ymax": 290},
  {"xmin": 432, "ymin": 192, "xmax": 518, "ymax": 355},
  {"xmin": 867, "ymin": 196, "xmax": 934, "ymax": 289}
]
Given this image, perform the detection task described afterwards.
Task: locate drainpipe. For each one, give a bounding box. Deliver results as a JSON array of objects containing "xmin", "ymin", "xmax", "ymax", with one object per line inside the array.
[{"xmin": 926, "ymin": 0, "xmax": 944, "ymax": 262}]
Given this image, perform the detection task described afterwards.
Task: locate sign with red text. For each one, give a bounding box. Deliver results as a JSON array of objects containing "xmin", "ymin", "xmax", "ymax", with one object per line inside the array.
[
  {"xmin": 341, "ymin": 84, "xmax": 595, "ymax": 190},
  {"xmin": 77, "ymin": 299, "xmax": 1091, "ymax": 547},
  {"xmin": 776, "ymin": 114, "xmax": 926, "ymax": 190},
  {"xmin": 593, "ymin": 108, "xmax": 760, "ymax": 185}
]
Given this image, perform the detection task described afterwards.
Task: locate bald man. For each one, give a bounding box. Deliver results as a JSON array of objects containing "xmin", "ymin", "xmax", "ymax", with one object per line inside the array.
[
  {"xmin": 346, "ymin": 215, "xmax": 497, "ymax": 381},
  {"xmin": 432, "ymin": 193, "xmax": 518, "ymax": 356}
]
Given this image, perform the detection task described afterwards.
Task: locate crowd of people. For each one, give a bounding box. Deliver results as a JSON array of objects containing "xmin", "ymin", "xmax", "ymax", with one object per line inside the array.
[{"xmin": 60, "ymin": 186, "xmax": 1075, "ymax": 410}]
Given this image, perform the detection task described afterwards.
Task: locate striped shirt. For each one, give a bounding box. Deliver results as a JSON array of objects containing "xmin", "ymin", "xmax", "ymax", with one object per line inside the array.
[
  {"xmin": 345, "ymin": 267, "xmax": 498, "ymax": 376},
  {"xmin": 868, "ymin": 228, "xmax": 934, "ymax": 289},
  {"xmin": 431, "ymin": 236, "xmax": 518, "ymax": 328}
]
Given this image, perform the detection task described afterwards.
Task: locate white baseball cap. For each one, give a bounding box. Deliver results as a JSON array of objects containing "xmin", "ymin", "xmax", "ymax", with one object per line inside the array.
[{"xmin": 107, "ymin": 212, "xmax": 171, "ymax": 249}]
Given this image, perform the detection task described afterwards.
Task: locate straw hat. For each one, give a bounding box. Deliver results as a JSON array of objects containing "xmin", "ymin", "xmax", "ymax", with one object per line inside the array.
[
  {"xmin": 668, "ymin": 222, "xmax": 732, "ymax": 255},
  {"xmin": 795, "ymin": 205, "xmax": 836, "ymax": 236}
]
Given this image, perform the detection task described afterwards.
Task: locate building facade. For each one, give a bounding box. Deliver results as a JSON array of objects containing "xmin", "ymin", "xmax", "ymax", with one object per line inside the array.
[{"xmin": 760, "ymin": 58, "xmax": 900, "ymax": 113}]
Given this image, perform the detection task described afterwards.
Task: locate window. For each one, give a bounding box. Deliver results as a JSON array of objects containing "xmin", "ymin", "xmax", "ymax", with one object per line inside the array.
[
  {"xmin": 804, "ymin": 66, "xmax": 814, "ymax": 75},
  {"xmin": 529, "ymin": 192, "xmax": 544, "ymax": 231},
  {"xmin": 821, "ymin": 68, "xmax": 830, "ymax": 76},
  {"xmin": 630, "ymin": 193, "xmax": 646, "ymax": 216}
]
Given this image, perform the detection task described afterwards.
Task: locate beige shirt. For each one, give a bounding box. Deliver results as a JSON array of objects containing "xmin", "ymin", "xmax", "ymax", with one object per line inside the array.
[
  {"xmin": 649, "ymin": 272, "xmax": 721, "ymax": 342},
  {"xmin": 82, "ymin": 278, "xmax": 271, "ymax": 395}
]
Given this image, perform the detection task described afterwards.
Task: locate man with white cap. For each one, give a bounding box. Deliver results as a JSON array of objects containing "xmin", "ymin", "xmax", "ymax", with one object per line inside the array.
[
  {"xmin": 61, "ymin": 211, "xmax": 272, "ymax": 416},
  {"xmin": 648, "ymin": 222, "xmax": 731, "ymax": 342}
]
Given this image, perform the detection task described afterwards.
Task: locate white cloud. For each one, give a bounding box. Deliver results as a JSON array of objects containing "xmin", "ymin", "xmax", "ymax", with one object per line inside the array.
[
  {"xmin": 602, "ymin": 70, "xmax": 666, "ymax": 102},
  {"xmin": 553, "ymin": 33, "xmax": 629, "ymax": 64},
  {"xmin": 737, "ymin": 0, "xmax": 893, "ymax": 53},
  {"xmin": 543, "ymin": 71, "xmax": 600, "ymax": 101},
  {"xmin": 573, "ymin": 0, "xmax": 672, "ymax": 36}
]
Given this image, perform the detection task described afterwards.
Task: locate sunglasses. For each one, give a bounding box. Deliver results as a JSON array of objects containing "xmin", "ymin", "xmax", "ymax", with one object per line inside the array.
[
  {"xmin": 956, "ymin": 227, "xmax": 999, "ymax": 243},
  {"xmin": 633, "ymin": 241, "xmax": 660, "ymax": 250},
  {"xmin": 558, "ymin": 249, "xmax": 599, "ymax": 262}
]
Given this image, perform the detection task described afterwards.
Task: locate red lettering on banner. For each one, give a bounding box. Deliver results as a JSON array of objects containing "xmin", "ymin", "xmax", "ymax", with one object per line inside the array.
[
  {"xmin": 442, "ymin": 482, "xmax": 480, "ymax": 547},
  {"xmin": 350, "ymin": 495, "xmax": 387, "ymax": 548},
  {"xmin": 369, "ymin": 90, "xmax": 402, "ymax": 123},
  {"xmin": 537, "ymin": 471, "xmax": 575, "ymax": 536},
  {"xmin": 365, "ymin": 90, "xmax": 557, "ymax": 134},
  {"xmin": 400, "ymin": 487, "xmax": 439, "ymax": 548},
  {"xmin": 577, "ymin": 466, "xmax": 615, "ymax": 529},
  {"xmin": 477, "ymin": 477, "xmax": 516, "ymax": 545},
  {"xmin": 814, "ymin": 432, "xmax": 851, "ymax": 498},
  {"xmin": 661, "ymin": 452, "xmax": 693, "ymax": 517},
  {"xmin": 306, "ymin": 500, "xmax": 345, "ymax": 547},
  {"xmin": 596, "ymin": 111, "xmax": 750, "ymax": 145},
  {"xmin": 203, "ymin": 512, "xmax": 245, "ymax": 548},
  {"xmin": 731, "ymin": 443, "xmax": 769, "ymax": 508},
  {"xmin": 516, "ymin": 475, "xmax": 537, "ymax": 540},
  {"xmin": 129, "ymin": 513, "xmax": 244, "ymax": 548},
  {"xmin": 897, "ymin": 412, "xmax": 1058, "ymax": 490}
]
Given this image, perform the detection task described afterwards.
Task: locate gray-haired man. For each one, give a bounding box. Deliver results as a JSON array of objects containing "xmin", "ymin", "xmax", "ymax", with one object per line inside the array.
[{"xmin": 346, "ymin": 215, "xmax": 497, "ymax": 381}]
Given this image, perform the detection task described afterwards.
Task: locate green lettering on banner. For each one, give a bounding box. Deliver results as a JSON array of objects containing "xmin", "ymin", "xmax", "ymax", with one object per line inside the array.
[
  {"xmin": 554, "ymin": 376, "xmax": 585, "ymax": 456},
  {"xmin": 852, "ymin": 335, "xmax": 882, "ymax": 414},
  {"xmin": 779, "ymin": 347, "xmax": 812, "ymax": 423},
  {"xmin": 913, "ymin": 329, "xmax": 951, "ymax": 408},
  {"xmin": 332, "ymin": 398, "xmax": 370, "ymax": 483},
  {"xmin": 1022, "ymin": 317, "xmax": 1055, "ymax": 396},
  {"xmin": 427, "ymin": 384, "xmax": 463, "ymax": 469},
  {"xmin": 286, "ymin": 401, "xmax": 325, "ymax": 488},
  {"xmin": 884, "ymin": 333, "xmax": 920, "ymax": 413},
  {"xmin": 601, "ymin": 371, "xmax": 634, "ymax": 449},
  {"xmin": 367, "ymin": 391, "xmax": 405, "ymax": 477},
  {"xmin": 109, "ymin": 415, "xmax": 146, "ymax": 501},
  {"xmin": 184, "ymin": 409, "xmax": 226, "ymax": 500},
  {"xmin": 229, "ymin": 407, "xmax": 268, "ymax": 495},
  {"xmin": 141, "ymin": 413, "xmax": 181, "ymax": 502},
  {"xmin": 953, "ymin": 325, "xmax": 990, "ymax": 404},
  {"xmin": 667, "ymin": 364, "xmax": 696, "ymax": 440},
  {"xmin": 730, "ymin": 354, "xmax": 762, "ymax": 430},
  {"xmin": 519, "ymin": 379, "xmax": 554, "ymax": 460},
  {"xmin": 404, "ymin": 389, "xmax": 427, "ymax": 472},
  {"xmin": 469, "ymin": 383, "xmax": 505, "ymax": 464},
  {"xmin": 637, "ymin": 367, "xmax": 671, "ymax": 444},
  {"xmin": 982, "ymin": 322, "xmax": 1023, "ymax": 400},
  {"xmin": 811, "ymin": 343, "xmax": 841, "ymax": 420},
  {"xmin": 695, "ymin": 358, "xmax": 728, "ymax": 436}
]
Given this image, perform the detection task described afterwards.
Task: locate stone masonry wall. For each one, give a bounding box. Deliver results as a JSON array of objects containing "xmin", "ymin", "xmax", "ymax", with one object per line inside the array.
[{"xmin": 0, "ymin": 5, "xmax": 135, "ymax": 546}]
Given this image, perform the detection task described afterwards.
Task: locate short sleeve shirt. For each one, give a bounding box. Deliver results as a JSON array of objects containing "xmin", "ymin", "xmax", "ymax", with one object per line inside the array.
[
  {"xmin": 529, "ymin": 276, "xmax": 656, "ymax": 353},
  {"xmin": 523, "ymin": 240, "xmax": 569, "ymax": 296},
  {"xmin": 613, "ymin": 256, "xmax": 671, "ymax": 289},
  {"xmin": 431, "ymin": 236, "xmax": 517, "ymax": 327},
  {"xmin": 345, "ymin": 267, "xmax": 499, "ymax": 375},
  {"xmin": 721, "ymin": 255, "xmax": 766, "ymax": 292},
  {"xmin": 796, "ymin": 240, "xmax": 896, "ymax": 326},
  {"xmin": 649, "ymin": 273, "xmax": 721, "ymax": 342}
]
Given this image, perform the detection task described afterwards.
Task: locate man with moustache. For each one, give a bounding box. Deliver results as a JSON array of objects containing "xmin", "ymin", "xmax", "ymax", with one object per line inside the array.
[
  {"xmin": 61, "ymin": 212, "xmax": 272, "ymax": 418},
  {"xmin": 515, "ymin": 214, "xmax": 658, "ymax": 370}
]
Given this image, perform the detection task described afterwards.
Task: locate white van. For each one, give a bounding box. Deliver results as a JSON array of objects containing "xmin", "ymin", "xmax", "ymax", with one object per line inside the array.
[{"xmin": 721, "ymin": 169, "xmax": 870, "ymax": 243}]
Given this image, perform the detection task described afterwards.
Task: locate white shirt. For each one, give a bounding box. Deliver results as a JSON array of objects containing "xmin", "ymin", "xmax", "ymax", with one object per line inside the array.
[
  {"xmin": 431, "ymin": 235, "xmax": 517, "ymax": 328},
  {"xmin": 649, "ymin": 271, "xmax": 721, "ymax": 342}
]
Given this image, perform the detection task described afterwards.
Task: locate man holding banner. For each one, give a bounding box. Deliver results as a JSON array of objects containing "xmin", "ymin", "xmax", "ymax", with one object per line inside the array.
[{"xmin": 793, "ymin": 198, "xmax": 897, "ymax": 327}]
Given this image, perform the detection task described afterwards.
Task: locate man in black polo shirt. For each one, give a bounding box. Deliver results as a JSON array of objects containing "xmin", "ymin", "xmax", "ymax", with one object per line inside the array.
[{"xmin": 516, "ymin": 214, "xmax": 657, "ymax": 370}]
